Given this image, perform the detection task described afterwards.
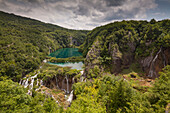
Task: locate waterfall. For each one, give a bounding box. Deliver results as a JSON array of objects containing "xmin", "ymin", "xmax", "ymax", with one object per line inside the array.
[
  {"xmin": 43, "ymin": 59, "xmax": 47, "ymax": 63},
  {"xmin": 72, "ymin": 77, "xmax": 75, "ymax": 84},
  {"xmin": 40, "ymin": 80, "xmax": 43, "ymax": 86},
  {"xmin": 21, "ymin": 77, "xmax": 29, "ymax": 88},
  {"xmin": 19, "ymin": 79, "xmax": 22, "ymax": 85},
  {"xmin": 29, "ymin": 73, "xmax": 38, "ymax": 90},
  {"xmin": 80, "ymin": 71, "xmax": 84, "ymax": 82},
  {"xmin": 148, "ymin": 48, "xmax": 162, "ymax": 77},
  {"xmin": 28, "ymin": 73, "xmax": 38, "ymax": 95},
  {"xmin": 84, "ymin": 78, "xmax": 87, "ymax": 82},
  {"xmin": 80, "ymin": 71, "xmax": 84, "ymax": 75},
  {"xmin": 22, "ymin": 79, "xmax": 26, "ymax": 85},
  {"xmin": 67, "ymin": 90, "xmax": 74, "ymax": 103},
  {"xmin": 24, "ymin": 79, "xmax": 29, "ymax": 88},
  {"xmin": 62, "ymin": 79, "xmax": 66, "ymax": 92},
  {"xmin": 56, "ymin": 76, "xmax": 59, "ymax": 88},
  {"xmin": 66, "ymin": 75, "xmax": 69, "ymax": 94},
  {"xmin": 35, "ymin": 79, "xmax": 43, "ymax": 91}
]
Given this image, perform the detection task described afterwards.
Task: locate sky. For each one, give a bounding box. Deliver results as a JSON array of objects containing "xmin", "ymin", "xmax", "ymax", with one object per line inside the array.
[{"xmin": 0, "ymin": 0, "xmax": 169, "ymax": 30}]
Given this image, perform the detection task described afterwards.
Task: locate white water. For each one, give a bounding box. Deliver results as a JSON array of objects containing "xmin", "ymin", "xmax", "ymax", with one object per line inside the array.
[
  {"xmin": 35, "ymin": 79, "xmax": 43, "ymax": 91},
  {"xmin": 66, "ymin": 75, "xmax": 69, "ymax": 93},
  {"xmin": 72, "ymin": 77, "xmax": 75, "ymax": 84},
  {"xmin": 67, "ymin": 90, "xmax": 74, "ymax": 103},
  {"xmin": 24, "ymin": 79, "xmax": 29, "ymax": 88},
  {"xmin": 148, "ymin": 48, "xmax": 162, "ymax": 77},
  {"xmin": 20, "ymin": 72, "xmax": 43, "ymax": 95},
  {"xmin": 80, "ymin": 71, "xmax": 84, "ymax": 82}
]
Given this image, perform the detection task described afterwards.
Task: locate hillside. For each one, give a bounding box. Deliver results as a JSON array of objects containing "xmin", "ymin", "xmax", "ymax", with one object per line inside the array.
[
  {"xmin": 80, "ymin": 19, "xmax": 170, "ymax": 78},
  {"xmin": 0, "ymin": 11, "xmax": 170, "ymax": 113},
  {"xmin": 0, "ymin": 11, "xmax": 88, "ymax": 80}
]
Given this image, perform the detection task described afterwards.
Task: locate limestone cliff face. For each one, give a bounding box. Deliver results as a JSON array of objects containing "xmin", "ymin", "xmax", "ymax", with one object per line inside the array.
[
  {"xmin": 43, "ymin": 75, "xmax": 75, "ymax": 93},
  {"xmin": 84, "ymin": 40, "xmax": 169, "ymax": 78},
  {"xmin": 141, "ymin": 48, "xmax": 170, "ymax": 78},
  {"xmin": 109, "ymin": 41, "xmax": 136, "ymax": 74},
  {"xmin": 83, "ymin": 39, "xmax": 103, "ymax": 77}
]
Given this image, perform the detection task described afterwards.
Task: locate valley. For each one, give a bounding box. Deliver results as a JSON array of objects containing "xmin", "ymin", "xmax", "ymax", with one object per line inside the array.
[{"xmin": 0, "ymin": 11, "xmax": 169, "ymax": 113}]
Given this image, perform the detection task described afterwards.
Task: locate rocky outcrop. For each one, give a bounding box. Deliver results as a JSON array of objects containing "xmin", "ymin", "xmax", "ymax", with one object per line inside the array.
[
  {"xmin": 84, "ymin": 40, "xmax": 169, "ymax": 78},
  {"xmin": 82, "ymin": 20, "xmax": 170, "ymax": 78},
  {"xmin": 43, "ymin": 75, "xmax": 75, "ymax": 93},
  {"xmin": 141, "ymin": 47, "xmax": 170, "ymax": 78},
  {"xmin": 109, "ymin": 41, "xmax": 136, "ymax": 74},
  {"xmin": 83, "ymin": 39, "xmax": 103, "ymax": 77}
]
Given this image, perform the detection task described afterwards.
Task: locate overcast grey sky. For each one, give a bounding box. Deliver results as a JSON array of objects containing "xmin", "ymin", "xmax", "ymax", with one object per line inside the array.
[{"xmin": 0, "ymin": 0, "xmax": 169, "ymax": 30}]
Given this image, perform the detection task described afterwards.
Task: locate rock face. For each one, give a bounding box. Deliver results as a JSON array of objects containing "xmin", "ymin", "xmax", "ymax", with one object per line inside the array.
[
  {"xmin": 84, "ymin": 38, "xmax": 169, "ymax": 78},
  {"xmin": 141, "ymin": 48, "xmax": 170, "ymax": 78},
  {"xmin": 83, "ymin": 39, "xmax": 103, "ymax": 77},
  {"xmin": 81, "ymin": 20, "xmax": 170, "ymax": 78},
  {"xmin": 43, "ymin": 75, "xmax": 75, "ymax": 94},
  {"xmin": 109, "ymin": 41, "xmax": 136, "ymax": 74},
  {"xmin": 85, "ymin": 43, "xmax": 170, "ymax": 78}
]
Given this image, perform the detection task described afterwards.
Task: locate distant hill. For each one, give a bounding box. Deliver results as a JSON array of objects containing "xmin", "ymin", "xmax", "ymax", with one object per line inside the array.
[{"xmin": 0, "ymin": 11, "xmax": 88, "ymax": 80}]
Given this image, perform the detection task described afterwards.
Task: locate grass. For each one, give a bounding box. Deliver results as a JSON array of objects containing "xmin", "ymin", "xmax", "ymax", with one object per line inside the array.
[{"xmin": 121, "ymin": 62, "xmax": 144, "ymax": 76}]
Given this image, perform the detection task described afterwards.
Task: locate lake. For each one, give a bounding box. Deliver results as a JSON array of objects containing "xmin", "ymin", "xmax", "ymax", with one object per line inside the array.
[
  {"xmin": 48, "ymin": 48, "xmax": 83, "ymax": 70},
  {"xmin": 49, "ymin": 48, "xmax": 82, "ymax": 58}
]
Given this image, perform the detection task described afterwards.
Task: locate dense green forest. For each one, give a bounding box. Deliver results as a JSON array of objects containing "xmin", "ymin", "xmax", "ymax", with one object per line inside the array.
[
  {"xmin": 0, "ymin": 11, "xmax": 170, "ymax": 113},
  {"xmin": 0, "ymin": 11, "xmax": 88, "ymax": 80}
]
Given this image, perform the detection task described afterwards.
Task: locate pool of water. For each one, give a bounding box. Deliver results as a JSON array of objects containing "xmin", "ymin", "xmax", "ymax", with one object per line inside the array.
[
  {"xmin": 48, "ymin": 62, "xmax": 83, "ymax": 70},
  {"xmin": 48, "ymin": 48, "xmax": 83, "ymax": 70},
  {"xmin": 49, "ymin": 48, "xmax": 82, "ymax": 58}
]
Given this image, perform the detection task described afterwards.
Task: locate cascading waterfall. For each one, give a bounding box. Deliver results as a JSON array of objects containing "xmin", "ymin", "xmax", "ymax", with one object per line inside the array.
[
  {"xmin": 66, "ymin": 75, "xmax": 69, "ymax": 94},
  {"xmin": 19, "ymin": 79, "xmax": 22, "ymax": 85},
  {"xmin": 72, "ymin": 77, "xmax": 75, "ymax": 84},
  {"xmin": 20, "ymin": 72, "xmax": 43, "ymax": 95},
  {"xmin": 28, "ymin": 73, "xmax": 38, "ymax": 95},
  {"xmin": 22, "ymin": 79, "xmax": 26, "ymax": 85},
  {"xmin": 35, "ymin": 79, "xmax": 43, "ymax": 91},
  {"xmin": 148, "ymin": 48, "xmax": 162, "ymax": 77},
  {"xmin": 80, "ymin": 71, "xmax": 84, "ymax": 82},
  {"xmin": 24, "ymin": 79, "xmax": 29, "ymax": 88},
  {"xmin": 67, "ymin": 90, "xmax": 74, "ymax": 103}
]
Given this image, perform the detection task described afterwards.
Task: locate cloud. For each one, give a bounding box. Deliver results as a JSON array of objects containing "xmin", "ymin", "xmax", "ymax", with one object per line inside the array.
[{"xmin": 0, "ymin": 0, "xmax": 157, "ymax": 30}]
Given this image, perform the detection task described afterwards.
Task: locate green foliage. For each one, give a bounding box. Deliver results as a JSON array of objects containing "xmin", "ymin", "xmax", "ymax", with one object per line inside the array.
[
  {"xmin": 69, "ymin": 66, "xmax": 170, "ymax": 112},
  {"xmin": 147, "ymin": 65, "xmax": 170, "ymax": 109},
  {"xmin": 0, "ymin": 78, "xmax": 61, "ymax": 113},
  {"xmin": 0, "ymin": 11, "xmax": 88, "ymax": 80}
]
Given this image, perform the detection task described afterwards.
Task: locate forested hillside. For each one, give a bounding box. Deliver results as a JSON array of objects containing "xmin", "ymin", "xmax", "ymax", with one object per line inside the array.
[
  {"xmin": 80, "ymin": 19, "xmax": 170, "ymax": 78},
  {"xmin": 0, "ymin": 11, "xmax": 88, "ymax": 80},
  {"xmin": 0, "ymin": 10, "xmax": 170, "ymax": 113}
]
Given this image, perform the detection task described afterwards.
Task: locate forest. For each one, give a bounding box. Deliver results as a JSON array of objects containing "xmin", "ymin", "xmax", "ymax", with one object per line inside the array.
[{"xmin": 0, "ymin": 11, "xmax": 170, "ymax": 113}]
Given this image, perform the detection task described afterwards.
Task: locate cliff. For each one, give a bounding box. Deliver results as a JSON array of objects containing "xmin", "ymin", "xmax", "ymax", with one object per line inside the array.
[{"xmin": 81, "ymin": 19, "xmax": 170, "ymax": 78}]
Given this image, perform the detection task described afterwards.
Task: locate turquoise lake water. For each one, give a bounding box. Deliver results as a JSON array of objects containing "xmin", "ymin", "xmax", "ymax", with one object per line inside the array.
[
  {"xmin": 48, "ymin": 48, "xmax": 83, "ymax": 70},
  {"xmin": 49, "ymin": 48, "xmax": 82, "ymax": 58}
]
